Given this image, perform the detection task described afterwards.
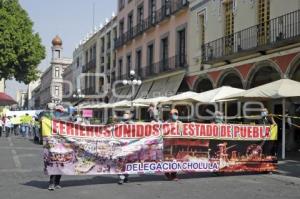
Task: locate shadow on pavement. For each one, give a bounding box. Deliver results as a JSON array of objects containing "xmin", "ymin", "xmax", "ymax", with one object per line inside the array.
[
  {"xmin": 22, "ymin": 172, "xmax": 269, "ymax": 190},
  {"xmin": 277, "ymin": 151, "xmax": 300, "ymax": 178}
]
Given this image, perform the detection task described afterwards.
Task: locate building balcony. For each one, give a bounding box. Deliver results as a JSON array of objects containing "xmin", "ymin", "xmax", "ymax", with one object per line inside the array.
[
  {"xmin": 82, "ymin": 59, "xmax": 96, "ymax": 73},
  {"xmin": 83, "ymin": 87, "xmax": 96, "ymax": 95},
  {"xmin": 114, "ymin": 0, "xmax": 188, "ymax": 49},
  {"xmin": 202, "ymin": 9, "xmax": 300, "ymax": 64},
  {"xmin": 139, "ymin": 54, "xmax": 187, "ymax": 79},
  {"xmin": 113, "ymin": 55, "xmax": 187, "ymax": 83}
]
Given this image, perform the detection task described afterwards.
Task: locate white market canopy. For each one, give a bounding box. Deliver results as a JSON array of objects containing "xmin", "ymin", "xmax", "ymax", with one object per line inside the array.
[
  {"xmin": 133, "ymin": 97, "xmax": 169, "ymax": 105},
  {"xmin": 97, "ymin": 100, "xmax": 148, "ymax": 109},
  {"xmin": 194, "ymin": 86, "xmax": 245, "ymax": 103},
  {"xmin": 219, "ymin": 79, "xmax": 300, "ymax": 101},
  {"xmin": 162, "ymin": 91, "xmax": 200, "ymax": 103},
  {"xmin": 79, "ymin": 103, "xmax": 105, "ymax": 109},
  {"xmin": 158, "ymin": 87, "xmax": 244, "ymax": 104}
]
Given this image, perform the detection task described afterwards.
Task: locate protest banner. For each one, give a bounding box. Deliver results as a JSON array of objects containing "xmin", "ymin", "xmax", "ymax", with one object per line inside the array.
[{"xmin": 42, "ymin": 118, "xmax": 278, "ymax": 175}]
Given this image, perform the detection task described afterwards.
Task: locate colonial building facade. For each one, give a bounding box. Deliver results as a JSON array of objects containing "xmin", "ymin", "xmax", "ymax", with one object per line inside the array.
[
  {"xmin": 188, "ymin": 0, "xmax": 300, "ymax": 151},
  {"xmin": 49, "ymin": 0, "xmax": 300, "ymax": 153},
  {"xmin": 113, "ymin": 0, "xmax": 189, "ymax": 101},
  {"xmin": 39, "ymin": 36, "xmax": 72, "ymax": 107},
  {"xmin": 82, "ymin": 16, "xmax": 117, "ymax": 98}
]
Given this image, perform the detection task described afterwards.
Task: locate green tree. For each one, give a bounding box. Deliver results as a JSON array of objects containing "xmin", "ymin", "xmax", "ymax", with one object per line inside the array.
[{"xmin": 0, "ymin": 0, "xmax": 45, "ymax": 84}]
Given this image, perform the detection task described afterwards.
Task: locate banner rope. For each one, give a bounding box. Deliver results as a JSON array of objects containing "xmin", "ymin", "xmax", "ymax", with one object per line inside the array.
[
  {"xmin": 273, "ymin": 115, "xmax": 300, "ymax": 129},
  {"xmin": 225, "ymin": 114, "xmax": 300, "ymax": 120}
]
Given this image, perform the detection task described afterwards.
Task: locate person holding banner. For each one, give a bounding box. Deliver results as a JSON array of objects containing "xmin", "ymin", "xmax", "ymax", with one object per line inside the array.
[
  {"xmin": 260, "ymin": 108, "xmax": 276, "ymax": 126},
  {"xmin": 48, "ymin": 105, "xmax": 66, "ymax": 191},
  {"xmin": 117, "ymin": 110, "xmax": 133, "ymax": 185},
  {"xmin": 164, "ymin": 109, "xmax": 181, "ymax": 181}
]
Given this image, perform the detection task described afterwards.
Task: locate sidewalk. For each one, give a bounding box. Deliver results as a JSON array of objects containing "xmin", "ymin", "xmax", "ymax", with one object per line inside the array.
[{"xmin": 277, "ymin": 151, "xmax": 300, "ymax": 178}]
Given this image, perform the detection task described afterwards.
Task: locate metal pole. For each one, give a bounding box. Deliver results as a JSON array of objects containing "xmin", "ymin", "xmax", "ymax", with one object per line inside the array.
[
  {"xmin": 225, "ymin": 101, "xmax": 228, "ymax": 124},
  {"xmin": 187, "ymin": 105, "xmax": 190, "ymax": 122},
  {"xmin": 282, "ymin": 98, "xmax": 286, "ymax": 160},
  {"xmin": 131, "ymin": 85, "xmax": 133, "ymax": 111}
]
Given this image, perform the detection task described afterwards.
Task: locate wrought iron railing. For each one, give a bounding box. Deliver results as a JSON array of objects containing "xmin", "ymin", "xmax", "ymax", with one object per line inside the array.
[
  {"xmin": 140, "ymin": 54, "xmax": 187, "ymax": 79},
  {"xmin": 82, "ymin": 59, "xmax": 96, "ymax": 72},
  {"xmin": 114, "ymin": 54, "xmax": 187, "ymax": 81},
  {"xmin": 202, "ymin": 9, "xmax": 300, "ymax": 64},
  {"xmin": 114, "ymin": 0, "xmax": 188, "ymax": 49},
  {"xmin": 83, "ymin": 87, "xmax": 96, "ymax": 95}
]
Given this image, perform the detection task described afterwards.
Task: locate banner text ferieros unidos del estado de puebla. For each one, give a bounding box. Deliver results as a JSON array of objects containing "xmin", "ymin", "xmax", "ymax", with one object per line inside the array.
[{"xmin": 42, "ymin": 118, "xmax": 278, "ymax": 175}]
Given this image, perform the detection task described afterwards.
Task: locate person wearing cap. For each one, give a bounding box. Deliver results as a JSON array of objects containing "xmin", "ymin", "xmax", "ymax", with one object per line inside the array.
[
  {"xmin": 165, "ymin": 108, "xmax": 181, "ymax": 181},
  {"xmin": 117, "ymin": 110, "xmax": 133, "ymax": 185}
]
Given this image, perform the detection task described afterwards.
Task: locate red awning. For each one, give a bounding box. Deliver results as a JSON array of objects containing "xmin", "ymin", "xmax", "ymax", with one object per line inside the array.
[{"xmin": 0, "ymin": 92, "xmax": 17, "ymax": 106}]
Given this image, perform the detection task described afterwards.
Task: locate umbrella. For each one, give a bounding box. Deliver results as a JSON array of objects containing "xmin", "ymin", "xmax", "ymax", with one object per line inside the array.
[
  {"xmin": 195, "ymin": 86, "xmax": 245, "ymax": 103},
  {"xmin": 163, "ymin": 91, "xmax": 200, "ymax": 103},
  {"xmin": 133, "ymin": 96, "xmax": 169, "ymax": 105},
  {"xmin": 218, "ymin": 79, "xmax": 300, "ymax": 159},
  {"xmin": 160, "ymin": 87, "xmax": 244, "ymax": 103},
  {"xmin": 220, "ymin": 79, "xmax": 300, "ymax": 100},
  {"xmin": 79, "ymin": 103, "xmax": 105, "ymax": 109},
  {"xmin": 112, "ymin": 100, "xmax": 148, "ymax": 108},
  {"xmin": 192, "ymin": 86, "xmax": 245, "ymax": 123},
  {"xmin": 0, "ymin": 92, "xmax": 17, "ymax": 106},
  {"xmin": 164, "ymin": 87, "xmax": 244, "ymax": 123},
  {"xmin": 96, "ymin": 100, "xmax": 148, "ymax": 109}
]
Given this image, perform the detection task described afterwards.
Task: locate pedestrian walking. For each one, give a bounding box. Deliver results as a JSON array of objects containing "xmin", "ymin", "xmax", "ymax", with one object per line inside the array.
[
  {"xmin": 11, "ymin": 115, "xmax": 21, "ymax": 136},
  {"xmin": 4, "ymin": 116, "xmax": 12, "ymax": 137},
  {"xmin": 0, "ymin": 117, "xmax": 3, "ymax": 137},
  {"xmin": 20, "ymin": 114, "xmax": 32, "ymax": 137},
  {"xmin": 32, "ymin": 116, "xmax": 41, "ymax": 143}
]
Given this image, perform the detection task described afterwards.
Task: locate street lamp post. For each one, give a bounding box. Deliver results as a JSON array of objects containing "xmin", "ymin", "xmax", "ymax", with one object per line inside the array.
[
  {"xmin": 73, "ymin": 89, "xmax": 86, "ymax": 112},
  {"xmin": 122, "ymin": 70, "xmax": 142, "ymax": 111},
  {"xmin": 73, "ymin": 89, "xmax": 85, "ymax": 99}
]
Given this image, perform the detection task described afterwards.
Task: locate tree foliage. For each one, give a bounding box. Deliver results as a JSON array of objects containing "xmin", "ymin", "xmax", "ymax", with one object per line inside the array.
[{"xmin": 0, "ymin": 0, "xmax": 45, "ymax": 84}]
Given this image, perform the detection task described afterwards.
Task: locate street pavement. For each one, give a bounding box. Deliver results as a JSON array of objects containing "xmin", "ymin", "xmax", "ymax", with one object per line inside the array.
[{"xmin": 0, "ymin": 136, "xmax": 299, "ymax": 199}]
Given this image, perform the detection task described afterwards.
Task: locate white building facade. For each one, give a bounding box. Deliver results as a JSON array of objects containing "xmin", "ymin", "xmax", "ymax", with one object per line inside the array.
[{"xmin": 39, "ymin": 35, "xmax": 72, "ymax": 107}]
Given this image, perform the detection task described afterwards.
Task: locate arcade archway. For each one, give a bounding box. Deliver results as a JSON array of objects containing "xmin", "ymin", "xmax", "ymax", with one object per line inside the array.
[
  {"xmin": 218, "ymin": 71, "xmax": 244, "ymax": 89},
  {"xmin": 247, "ymin": 65, "xmax": 281, "ymax": 88},
  {"xmin": 290, "ymin": 64, "xmax": 300, "ymax": 82},
  {"xmin": 194, "ymin": 77, "xmax": 214, "ymax": 93}
]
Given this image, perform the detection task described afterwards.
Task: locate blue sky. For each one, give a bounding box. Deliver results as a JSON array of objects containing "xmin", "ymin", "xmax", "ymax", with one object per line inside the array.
[{"xmin": 6, "ymin": 0, "xmax": 117, "ymax": 98}]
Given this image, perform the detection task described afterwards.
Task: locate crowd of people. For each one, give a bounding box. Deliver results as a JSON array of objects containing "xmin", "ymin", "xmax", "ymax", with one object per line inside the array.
[{"xmin": 0, "ymin": 113, "xmax": 41, "ymax": 142}]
